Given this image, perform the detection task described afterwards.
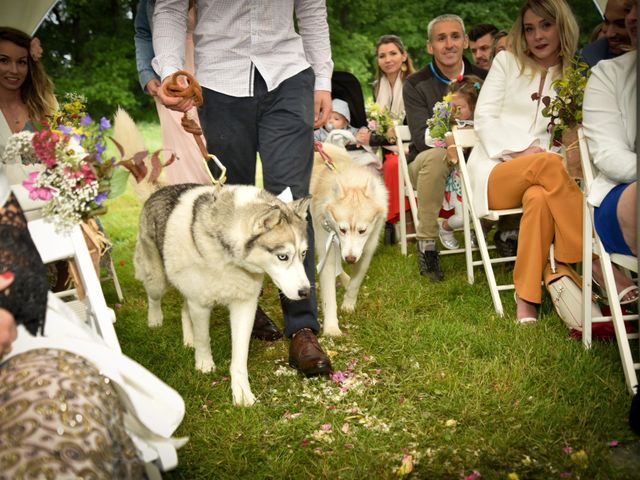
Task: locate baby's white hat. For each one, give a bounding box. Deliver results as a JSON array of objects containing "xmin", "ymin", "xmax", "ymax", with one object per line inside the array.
[{"xmin": 332, "ymin": 98, "xmax": 351, "ymax": 123}]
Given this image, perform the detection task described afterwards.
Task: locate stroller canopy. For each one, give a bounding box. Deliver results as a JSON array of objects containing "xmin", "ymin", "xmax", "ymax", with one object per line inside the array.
[{"xmin": 331, "ymin": 71, "xmax": 367, "ymax": 129}]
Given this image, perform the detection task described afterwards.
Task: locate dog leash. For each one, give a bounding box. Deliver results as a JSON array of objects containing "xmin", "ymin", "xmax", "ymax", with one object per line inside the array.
[
  {"xmin": 314, "ymin": 141, "xmax": 336, "ymax": 171},
  {"xmin": 316, "ymin": 214, "xmax": 344, "ymax": 277},
  {"xmin": 162, "ymin": 70, "xmax": 227, "ymax": 185}
]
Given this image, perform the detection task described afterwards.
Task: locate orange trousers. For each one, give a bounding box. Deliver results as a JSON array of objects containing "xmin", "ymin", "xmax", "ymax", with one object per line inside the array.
[{"xmin": 487, "ymin": 152, "xmax": 582, "ymax": 303}]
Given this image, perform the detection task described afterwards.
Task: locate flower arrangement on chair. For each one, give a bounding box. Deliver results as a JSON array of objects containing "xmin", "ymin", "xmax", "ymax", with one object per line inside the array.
[
  {"xmin": 536, "ymin": 58, "xmax": 591, "ymax": 178},
  {"xmin": 365, "ymin": 99, "xmax": 398, "ymax": 143},
  {"xmin": 426, "ymin": 92, "xmax": 457, "ymax": 149},
  {"xmin": 1, "ymin": 94, "xmax": 174, "ymax": 232}
]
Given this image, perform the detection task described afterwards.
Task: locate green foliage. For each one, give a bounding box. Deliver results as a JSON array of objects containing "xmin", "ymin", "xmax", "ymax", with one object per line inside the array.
[{"xmin": 540, "ymin": 58, "xmax": 591, "ymax": 144}]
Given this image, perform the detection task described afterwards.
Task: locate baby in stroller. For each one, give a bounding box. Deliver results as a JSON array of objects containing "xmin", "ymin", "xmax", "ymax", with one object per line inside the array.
[{"xmin": 314, "ymin": 74, "xmax": 381, "ymax": 173}]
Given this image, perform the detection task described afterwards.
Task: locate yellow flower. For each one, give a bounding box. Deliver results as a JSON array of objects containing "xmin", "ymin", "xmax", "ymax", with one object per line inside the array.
[{"xmin": 507, "ymin": 473, "xmax": 519, "ymax": 480}]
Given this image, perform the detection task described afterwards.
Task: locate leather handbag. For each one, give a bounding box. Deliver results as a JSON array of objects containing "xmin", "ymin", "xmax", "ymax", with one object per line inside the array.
[{"xmin": 543, "ymin": 262, "xmax": 602, "ymax": 332}]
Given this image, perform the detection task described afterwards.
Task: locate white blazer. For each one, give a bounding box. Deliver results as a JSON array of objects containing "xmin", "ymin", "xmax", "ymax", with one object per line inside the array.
[
  {"xmin": 583, "ymin": 50, "xmax": 637, "ymax": 207},
  {"xmin": 468, "ymin": 51, "xmax": 561, "ymax": 217}
]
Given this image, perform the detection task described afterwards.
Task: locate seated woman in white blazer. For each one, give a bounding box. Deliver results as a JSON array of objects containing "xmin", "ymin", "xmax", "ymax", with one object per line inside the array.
[
  {"xmin": 467, "ymin": 0, "xmax": 635, "ymax": 323},
  {"xmin": 583, "ymin": 0, "xmax": 637, "ymax": 258}
]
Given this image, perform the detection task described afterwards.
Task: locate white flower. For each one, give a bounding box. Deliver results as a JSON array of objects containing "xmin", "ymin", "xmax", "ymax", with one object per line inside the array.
[{"xmin": 0, "ymin": 131, "xmax": 38, "ymax": 165}]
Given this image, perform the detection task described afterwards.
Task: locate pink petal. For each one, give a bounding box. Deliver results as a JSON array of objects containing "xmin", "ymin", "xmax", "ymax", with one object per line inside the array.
[
  {"xmin": 560, "ymin": 472, "xmax": 572, "ymax": 478},
  {"xmin": 341, "ymin": 423, "xmax": 349, "ymax": 434},
  {"xmin": 320, "ymin": 423, "xmax": 332, "ymax": 431},
  {"xmin": 562, "ymin": 446, "xmax": 573, "ymax": 454},
  {"xmin": 608, "ymin": 440, "xmax": 619, "ymax": 447},
  {"xmin": 344, "ymin": 443, "xmax": 354, "ymax": 449}
]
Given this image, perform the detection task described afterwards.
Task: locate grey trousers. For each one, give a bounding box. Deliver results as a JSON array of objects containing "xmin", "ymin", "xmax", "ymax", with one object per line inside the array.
[{"xmin": 198, "ymin": 67, "xmax": 319, "ymax": 337}]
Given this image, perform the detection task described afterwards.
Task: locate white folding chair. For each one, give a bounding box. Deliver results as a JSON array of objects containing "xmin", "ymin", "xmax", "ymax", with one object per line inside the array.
[
  {"xmin": 453, "ymin": 127, "xmax": 524, "ymax": 316},
  {"xmin": 395, "ymin": 125, "xmax": 474, "ymax": 260},
  {"xmin": 12, "ymin": 185, "xmax": 124, "ymax": 302},
  {"xmin": 395, "ymin": 125, "xmax": 419, "ymax": 256},
  {"xmin": 578, "ymin": 127, "xmax": 638, "ymax": 394},
  {"xmin": 27, "ymin": 217, "xmax": 121, "ymax": 352}
]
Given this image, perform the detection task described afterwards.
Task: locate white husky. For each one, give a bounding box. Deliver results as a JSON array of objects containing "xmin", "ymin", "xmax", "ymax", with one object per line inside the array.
[
  {"xmin": 310, "ymin": 144, "xmax": 388, "ymax": 336},
  {"xmin": 114, "ymin": 111, "xmax": 311, "ymax": 407}
]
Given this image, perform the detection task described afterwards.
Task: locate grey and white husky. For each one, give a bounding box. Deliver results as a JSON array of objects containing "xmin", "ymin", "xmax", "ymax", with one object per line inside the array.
[{"xmin": 134, "ymin": 184, "xmax": 311, "ymax": 406}]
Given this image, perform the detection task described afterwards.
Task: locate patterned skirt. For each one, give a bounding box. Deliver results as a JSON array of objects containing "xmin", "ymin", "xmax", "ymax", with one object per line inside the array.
[{"xmin": 0, "ymin": 348, "xmax": 145, "ymax": 479}]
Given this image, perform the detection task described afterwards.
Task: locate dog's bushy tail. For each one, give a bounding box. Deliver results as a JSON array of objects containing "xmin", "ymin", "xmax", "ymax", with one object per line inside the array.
[{"xmin": 113, "ymin": 108, "xmax": 165, "ymax": 202}]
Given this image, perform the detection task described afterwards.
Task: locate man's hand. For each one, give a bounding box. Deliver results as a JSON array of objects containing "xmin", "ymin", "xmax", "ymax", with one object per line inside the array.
[
  {"xmin": 314, "ymin": 90, "xmax": 332, "ymax": 128},
  {"xmin": 156, "ymin": 75, "xmax": 195, "ymax": 113},
  {"xmin": 0, "ymin": 272, "xmax": 16, "ymax": 359},
  {"xmin": 146, "ymin": 79, "xmax": 161, "ymax": 97}
]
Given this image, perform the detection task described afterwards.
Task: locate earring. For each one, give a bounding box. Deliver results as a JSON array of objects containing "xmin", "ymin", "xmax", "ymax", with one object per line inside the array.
[{"xmin": 401, "ymin": 63, "xmax": 407, "ymax": 72}]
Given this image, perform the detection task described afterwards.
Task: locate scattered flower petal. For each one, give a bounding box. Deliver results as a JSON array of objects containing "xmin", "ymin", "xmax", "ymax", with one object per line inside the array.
[
  {"xmin": 320, "ymin": 423, "xmax": 332, "ymax": 431},
  {"xmin": 464, "ymin": 470, "xmax": 482, "ymax": 480},
  {"xmin": 395, "ymin": 454, "xmax": 413, "ymax": 477}
]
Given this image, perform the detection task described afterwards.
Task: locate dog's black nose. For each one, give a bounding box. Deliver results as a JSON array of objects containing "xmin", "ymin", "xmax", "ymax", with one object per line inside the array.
[
  {"xmin": 345, "ymin": 255, "xmax": 357, "ymax": 264},
  {"xmin": 298, "ymin": 288, "xmax": 310, "ymax": 298}
]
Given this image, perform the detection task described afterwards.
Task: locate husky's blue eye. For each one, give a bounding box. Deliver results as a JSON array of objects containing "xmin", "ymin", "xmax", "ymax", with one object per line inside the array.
[{"xmin": 277, "ymin": 254, "xmax": 289, "ymax": 261}]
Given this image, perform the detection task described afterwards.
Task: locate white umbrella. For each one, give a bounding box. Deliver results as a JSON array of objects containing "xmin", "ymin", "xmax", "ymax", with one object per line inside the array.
[{"xmin": 2, "ymin": 0, "xmax": 59, "ymax": 35}]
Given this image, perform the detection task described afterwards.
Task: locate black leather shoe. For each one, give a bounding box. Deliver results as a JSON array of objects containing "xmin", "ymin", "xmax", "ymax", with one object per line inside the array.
[
  {"xmin": 417, "ymin": 247, "xmax": 444, "ymax": 281},
  {"xmin": 384, "ymin": 222, "xmax": 396, "ymax": 245},
  {"xmin": 494, "ymin": 230, "xmax": 518, "ymax": 257},
  {"xmin": 288, "ymin": 328, "xmax": 332, "ymax": 376},
  {"xmin": 251, "ymin": 306, "xmax": 283, "ymax": 341}
]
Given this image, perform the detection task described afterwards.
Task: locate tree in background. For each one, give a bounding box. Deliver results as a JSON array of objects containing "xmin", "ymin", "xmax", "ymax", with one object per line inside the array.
[{"xmin": 36, "ymin": 0, "xmax": 600, "ymax": 120}]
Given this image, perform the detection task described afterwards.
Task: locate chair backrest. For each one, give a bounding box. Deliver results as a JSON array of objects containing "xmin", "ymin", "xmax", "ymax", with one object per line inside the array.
[
  {"xmin": 394, "ymin": 125, "xmax": 411, "ymax": 143},
  {"xmin": 27, "ymin": 218, "xmax": 121, "ymax": 352},
  {"xmin": 578, "ymin": 127, "xmax": 596, "ymax": 190},
  {"xmin": 451, "ymin": 127, "xmax": 478, "ymax": 149}
]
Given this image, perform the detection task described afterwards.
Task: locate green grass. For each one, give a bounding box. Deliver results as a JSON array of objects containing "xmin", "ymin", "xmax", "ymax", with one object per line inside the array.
[{"xmin": 99, "ymin": 123, "xmax": 639, "ymax": 479}]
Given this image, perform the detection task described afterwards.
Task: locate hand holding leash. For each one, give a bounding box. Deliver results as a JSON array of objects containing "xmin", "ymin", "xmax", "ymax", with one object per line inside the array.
[{"xmin": 162, "ymin": 70, "xmax": 226, "ymax": 185}]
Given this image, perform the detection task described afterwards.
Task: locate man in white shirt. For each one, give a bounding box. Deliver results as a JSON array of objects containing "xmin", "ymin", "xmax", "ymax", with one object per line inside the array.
[{"xmin": 152, "ymin": 0, "xmax": 334, "ymax": 377}]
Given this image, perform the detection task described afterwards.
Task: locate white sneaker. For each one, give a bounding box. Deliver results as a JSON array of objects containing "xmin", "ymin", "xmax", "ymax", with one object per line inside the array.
[
  {"xmin": 438, "ymin": 219, "xmax": 459, "ymax": 250},
  {"xmin": 470, "ymin": 230, "xmax": 478, "ymax": 249}
]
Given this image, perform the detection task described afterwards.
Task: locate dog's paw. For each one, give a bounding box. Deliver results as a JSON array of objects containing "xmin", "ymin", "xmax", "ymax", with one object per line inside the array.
[
  {"xmin": 148, "ymin": 316, "xmax": 163, "ymax": 328},
  {"xmin": 339, "ymin": 272, "xmax": 351, "ymax": 289},
  {"xmin": 323, "ymin": 323, "xmax": 343, "ymax": 337},
  {"xmin": 341, "ymin": 298, "xmax": 357, "ymax": 312},
  {"xmin": 232, "ymin": 382, "xmax": 256, "ymax": 407},
  {"xmin": 195, "ymin": 357, "xmax": 216, "ymax": 373}
]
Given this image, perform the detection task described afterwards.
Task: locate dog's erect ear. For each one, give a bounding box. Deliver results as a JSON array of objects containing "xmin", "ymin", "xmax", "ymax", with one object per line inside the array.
[
  {"xmin": 252, "ymin": 206, "xmax": 283, "ymax": 235},
  {"xmin": 290, "ymin": 195, "xmax": 311, "ymax": 219}
]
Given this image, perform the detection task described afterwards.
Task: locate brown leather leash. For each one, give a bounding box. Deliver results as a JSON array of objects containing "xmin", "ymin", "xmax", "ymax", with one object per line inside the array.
[
  {"xmin": 162, "ymin": 70, "xmax": 226, "ymax": 185},
  {"xmin": 314, "ymin": 140, "xmax": 336, "ymax": 171}
]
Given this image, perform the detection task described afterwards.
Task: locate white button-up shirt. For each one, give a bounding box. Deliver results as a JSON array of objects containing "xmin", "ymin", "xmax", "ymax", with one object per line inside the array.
[{"xmin": 152, "ymin": 0, "xmax": 333, "ymax": 97}]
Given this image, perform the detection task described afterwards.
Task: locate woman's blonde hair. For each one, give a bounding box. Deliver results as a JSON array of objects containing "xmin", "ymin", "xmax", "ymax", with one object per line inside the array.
[
  {"xmin": 0, "ymin": 27, "xmax": 56, "ymax": 123},
  {"xmin": 373, "ymin": 35, "xmax": 415, "ymax": 98},
  {"xmin": 509, "ymin": 0, "xmax": 579, "ymax": 76}
]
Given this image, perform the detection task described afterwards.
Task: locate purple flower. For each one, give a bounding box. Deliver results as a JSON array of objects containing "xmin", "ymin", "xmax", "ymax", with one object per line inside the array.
[
  {"xmin": 58, "ymin": 125, "xmax": 73, "ymax": 134},
  {"xmin": 99, "ymin": 117, "xmax": 111, "ymax": 130},
  {"xmin": 95, "ymin": 142, "xmax": 106, "ymax": 155},
  {"xmin": 94, "ymin": 191, "xmax": 109, "ymax": 205},
  {"xmin": 80, "ymin": 114, "xmax": 92, "ymax": 126}
]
